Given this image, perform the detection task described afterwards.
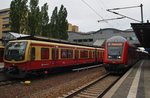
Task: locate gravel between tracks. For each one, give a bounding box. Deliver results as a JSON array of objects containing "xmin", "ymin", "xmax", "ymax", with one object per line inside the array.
[{"xmin": 0, "ymin": 67, "xmax": 106, "ymax": 98}]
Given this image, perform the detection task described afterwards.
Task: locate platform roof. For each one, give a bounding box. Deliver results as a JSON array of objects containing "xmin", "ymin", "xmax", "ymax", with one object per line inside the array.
[{"xmin": 131, "ymin": 23, "xmax": 150, "ymax": 48}]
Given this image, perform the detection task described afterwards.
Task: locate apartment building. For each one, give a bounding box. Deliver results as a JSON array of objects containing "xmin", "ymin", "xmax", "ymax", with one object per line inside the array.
[{"xmin": 0, "ymin": 8, "xmax": 10, "ymax": 34}]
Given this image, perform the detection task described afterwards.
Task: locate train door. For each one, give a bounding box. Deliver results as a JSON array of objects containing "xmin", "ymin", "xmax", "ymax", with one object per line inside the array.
[
  {"xmin": 30, "ymin": 47, "xmax": 36, "ymax": 69},
  {"xmin": 95, "ymin": 49, "xmax": 98, "ymax": 62},
  {"xmin": 0, "ymin": 48, "xmax": 4, "ymax": 68},
  {"xmin": 75, "ymin": 49, "xmax": 79, "ymax": 64},
  {"xmin": 52, "ymin": 46, "xmax": 58, "ymax": 65}
]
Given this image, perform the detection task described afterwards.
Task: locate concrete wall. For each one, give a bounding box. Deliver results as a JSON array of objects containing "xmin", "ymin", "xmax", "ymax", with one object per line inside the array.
[{"xmin": 68, "ymin": 28, "xmax": 139, "ymax": 46}]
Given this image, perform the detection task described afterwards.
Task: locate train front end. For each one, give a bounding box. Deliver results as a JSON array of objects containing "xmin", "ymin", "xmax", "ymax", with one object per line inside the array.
[
  {"xmin": 104, "ymin": 36, "xmax": 128, "ymax": 73},
  {"xmin": 4, "ymin": 40, "xmax": 30, "ymax": 78}
]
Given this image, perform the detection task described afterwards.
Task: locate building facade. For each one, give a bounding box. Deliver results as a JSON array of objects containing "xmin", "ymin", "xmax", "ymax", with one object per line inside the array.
[
  {"xmin": 68, "ymin": 23, "xmax": 79, "ymax": 32},
  {"xmin": 68, "ymin": 28, "xmax": 139, "ymax": 46},
  {"xmin": 0, "ymin": 8, "xmax": 10, "ymax": 34}
]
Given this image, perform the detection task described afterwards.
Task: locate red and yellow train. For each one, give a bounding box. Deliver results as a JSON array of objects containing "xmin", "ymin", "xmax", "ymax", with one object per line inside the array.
[
  {"xmin": 4, "ymin": 37, "xmax": 104, "ymax": 78},
  {"xmin": 0, "ymin": 45, "xmax": 4, "ymax": 68},
  {"xmin": 103, "ymin": 36, "xmax": 148, "ymax": 73}
]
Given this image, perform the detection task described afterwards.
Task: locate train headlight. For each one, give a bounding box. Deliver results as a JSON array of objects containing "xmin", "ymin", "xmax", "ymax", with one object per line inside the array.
[
  {"xmin": 108, "ymin": 56, "xmax": 112, "ymax": 59},
  {"xmin": 117, "ymin": 56, "xmax": 121, "ymax": 59}
]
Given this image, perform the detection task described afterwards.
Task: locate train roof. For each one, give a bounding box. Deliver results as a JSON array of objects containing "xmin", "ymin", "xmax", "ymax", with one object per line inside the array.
[
  {"xmin": 106, "ymin": 36, "xmax": 127, "ymax": 43},
  {"xmin": 10, "ymin": 36, "xmax": 104, "ymax": 48}
]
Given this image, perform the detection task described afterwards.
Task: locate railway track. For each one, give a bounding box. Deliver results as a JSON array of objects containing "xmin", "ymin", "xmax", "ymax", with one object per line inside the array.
[
  {"xmin": 0, "ymin": 79, "xmax": 18, "ymax": 86},
  {"xmin": 59, "ymin": 73, "xmax": 121, "ymax": 98},
  {"xmin": 0, "ymin": 72, "xmax": 18, "ymax": 87}
]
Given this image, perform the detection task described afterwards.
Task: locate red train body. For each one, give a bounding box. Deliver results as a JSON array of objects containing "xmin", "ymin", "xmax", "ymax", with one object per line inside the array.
[
  {"xmin": 4, "ymin": 39, "xmax": 104, "ymax": 78},
  {"xmin": 103, "ymin": 36, "xmax": 147, "ymax": 73},
  {"xmin": 0, "ymin": 46, "xmax": 4, "ymax": 68}
]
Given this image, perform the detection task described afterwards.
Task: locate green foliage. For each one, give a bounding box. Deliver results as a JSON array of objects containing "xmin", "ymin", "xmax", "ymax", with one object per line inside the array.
[
  {"xmin": 49, "ymin": 5, "xmax": 68, "ymax": 40},
  {"xmin": 10, "ymin": 0, "xmax": 28, "ymax": 33},
  {"xmin": 27, "ymin": 0, "xmax": 41, "ymax": 36},
  {"xmin": 10, "ymin": 0, "xmax": 68, "ymax": 39},
  {"xmin": 41, "ymin": 3, "xmax": 49, "ymax": 36}
]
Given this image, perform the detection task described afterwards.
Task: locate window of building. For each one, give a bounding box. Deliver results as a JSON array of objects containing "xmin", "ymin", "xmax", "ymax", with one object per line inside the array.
[
  {"xmin": 2, "ymin": 17, "xmax": 9, "ymax": 22},
  {"xmin": 2, "ymin": 24, "xmax": 9, "ymax": 28},
  {"xmin": 41, "ymin": 48, "xmax": 49, "ymax": 59}
]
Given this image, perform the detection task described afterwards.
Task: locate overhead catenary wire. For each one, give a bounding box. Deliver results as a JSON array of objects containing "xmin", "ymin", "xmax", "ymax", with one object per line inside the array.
[
  {"xmin": 80, "ymin": 0, "xmax": 106, "ymax": 22},
  {"xmin": 80, "ymin": 0, "xmax": 117, "ymax": 28}
]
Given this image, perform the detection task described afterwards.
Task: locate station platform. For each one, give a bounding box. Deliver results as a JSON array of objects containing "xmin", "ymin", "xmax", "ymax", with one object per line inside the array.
[{"xmin": 103, "ymin": 59, "xmax": 150, "ymax": 98}]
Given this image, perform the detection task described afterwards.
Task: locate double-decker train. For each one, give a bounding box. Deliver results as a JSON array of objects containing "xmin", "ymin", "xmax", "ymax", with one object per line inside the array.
[
  {"xmin": 103, "ymin": 36, "xmax": 148, "ymax": 73},
  {"xmin": 4, "ymin": 37, "xmax": 104, "ymax": 78}
]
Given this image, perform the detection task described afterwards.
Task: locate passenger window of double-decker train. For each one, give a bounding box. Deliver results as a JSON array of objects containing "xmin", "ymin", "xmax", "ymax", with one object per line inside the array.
[
  {"xmin": 31, "ymin": 47, "xmax": 35, "ymax": 60},
  {"xmin": 41, "ymin": 48, "xmax": 49, "ymax": 60}
]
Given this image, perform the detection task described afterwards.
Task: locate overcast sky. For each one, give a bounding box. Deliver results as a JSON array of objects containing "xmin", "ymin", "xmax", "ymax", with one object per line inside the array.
[{"xmin": 0, "ymin": 0, "xmax": 150, "ymax": 32}]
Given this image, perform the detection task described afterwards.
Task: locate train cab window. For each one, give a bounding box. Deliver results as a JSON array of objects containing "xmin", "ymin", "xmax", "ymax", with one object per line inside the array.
[{"xmin": 41, "ymin": 48, "xmax": 49, "ymax": 59}]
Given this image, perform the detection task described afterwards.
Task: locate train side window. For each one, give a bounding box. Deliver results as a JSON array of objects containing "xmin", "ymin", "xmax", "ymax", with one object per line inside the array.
[
  {"xmin": 31, "ymin": 47, "xmax": 35, "ymax": 60},
  {"xmin": 41, "ymin": 48, "xmax": 49, "ymax": 59},
  {"xmin": 61, "ymin": 49, "xmax": 73, "ymax": 59},
  {"xmin": 80, "ymin": 50, "xmax": 88, "ymax": 58}
]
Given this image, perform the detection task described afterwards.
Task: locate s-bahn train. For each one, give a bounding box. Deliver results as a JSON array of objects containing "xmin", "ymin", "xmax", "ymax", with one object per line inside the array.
[
  {"xmin": 4, "ymin": 37, "xmax": 104, "ymax": 78},
  {"xmin": 103, "ymin": 36, "xmax": 148, "ymax": 73}
]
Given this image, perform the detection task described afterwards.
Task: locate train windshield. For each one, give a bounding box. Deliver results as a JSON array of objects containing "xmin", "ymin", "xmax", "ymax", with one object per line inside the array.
[
  {"xmin": 5, "ymin": 42, "xmax": 27, "ymax": 61},
  {"xmin": 107, "ymin": 43, "xmax": 123, "ymax": 59}
]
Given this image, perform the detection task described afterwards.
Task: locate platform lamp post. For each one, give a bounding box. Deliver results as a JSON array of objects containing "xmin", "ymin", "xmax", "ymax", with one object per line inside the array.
[{"xmin": 140, "ymin": 4, "xmax": 144, "ymax": 23}]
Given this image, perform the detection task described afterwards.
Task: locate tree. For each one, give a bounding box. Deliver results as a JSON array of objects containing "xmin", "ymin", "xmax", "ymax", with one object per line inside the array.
[
  {"xmin": 49, "ymin": 7, "xmax": 58, "ymax": 38},
  {"xmin": 49, "ymin": 5, "xmax": 68, "ymax": 40},
  {"xmin": 10, "ymin": 0, "xmax": 28, "ymax": 33},
  {"xmin": 41, "ymin": 3, "xmax": 49, "ymax": 36},
  {"xmin": 58, "ymin": 5, "xmax": 68, "ymax": 40},
  {"xmin": 27, "ymin": 0, "xmax": 41, "ymax": 36}
]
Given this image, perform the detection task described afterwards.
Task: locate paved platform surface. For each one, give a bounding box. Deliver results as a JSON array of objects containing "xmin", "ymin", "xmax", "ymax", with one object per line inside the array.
[{"xmin": 103, "ymin": 59, "xmax": 150, "ymax": 98}]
